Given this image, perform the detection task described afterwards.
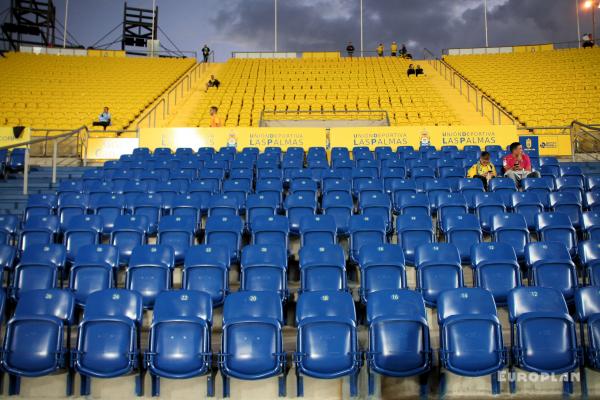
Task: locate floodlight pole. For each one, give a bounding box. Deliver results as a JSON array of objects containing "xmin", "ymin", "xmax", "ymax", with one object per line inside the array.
[
  {"xmin": 62, "ymin": 0, "xmax": 69, "ymax": 48},
  {"xmin": 360, "ymin": 0, "xmax": 364, "ymax": 56},
  {"xmin": 576, "ymin": 0, "xmax": 582, "ymax": 47},
  {"xmin": 484, "ymin": 0, "xmax": 489, "ymax": 47},
  {"xmin": 151, "ymin": 0, "xmax": 157, "ymax": 57},
  {"xmin": 274, "ymin": 0, "xmax": 278, "ymax": 52}
]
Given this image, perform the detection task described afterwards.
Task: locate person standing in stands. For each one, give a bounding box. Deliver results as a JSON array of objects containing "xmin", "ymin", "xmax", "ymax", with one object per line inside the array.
[
  {"xmin": 400, "ymin": 43, "xmax": 408, "ymax": 57},
  {"xmin": 346, "ymin": 42, "xmax": 355, "ymax": 58},
  {"xmin": 467, "ymin": 151, "xmax": 496, "ymax": 190},
  {"xmin": 92, "ymin": 106, "xmax": 111, "ymax": 130},
  {"xmin": 376, "ymin": 43, "xmax": 384, "ymax": 56},
  {"xmin": 390, "ymin": 41, "xmax": 398, "ymax": 57},
  {"xmin": 210, "ymin": 106, "xmax": 222, "ymax": 127},
  {"xmin": 202, "ymin": 44, "xmax": 211, "ymax": 62},
  {"xmin": 503, "ymin": 142, "xmax": 540, "ymax": 184}
]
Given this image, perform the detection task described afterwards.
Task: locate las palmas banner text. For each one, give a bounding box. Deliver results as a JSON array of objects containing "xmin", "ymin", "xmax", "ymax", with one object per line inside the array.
[
  {"xmin": 86, "ymin": 137, "xmax": 140, "ymax": 160},
  {"xmin": 139, "ymin": 127, "xmax": 327, "ymax": 151},
  {"xmin": 329, "ymin": 125, "xmax": 519, "ymax": 150},
  {"xmin": 0, "ymin": 126, "xmax": 31, "ymax": 148}
]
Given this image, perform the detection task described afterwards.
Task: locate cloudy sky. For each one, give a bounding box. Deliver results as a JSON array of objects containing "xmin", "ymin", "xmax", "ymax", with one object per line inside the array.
[{"xmin": 0, "ymin": 0, "xmax": 594, "ymax": 60}]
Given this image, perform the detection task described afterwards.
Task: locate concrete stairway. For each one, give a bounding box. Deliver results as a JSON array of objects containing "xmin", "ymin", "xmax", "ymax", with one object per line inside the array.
[
  {"xmin": 423, "ymin": 63, "xmax": 492, "ymax": 125},
  {"xmin": 166, "ymin": 63, "xmax": 224, "ymax": 127}
]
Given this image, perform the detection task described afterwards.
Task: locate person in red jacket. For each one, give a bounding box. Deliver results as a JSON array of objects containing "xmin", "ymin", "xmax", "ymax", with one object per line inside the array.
[{"xmin": 503, "ymin": 142, "xmax": 540, "ymax": 185}]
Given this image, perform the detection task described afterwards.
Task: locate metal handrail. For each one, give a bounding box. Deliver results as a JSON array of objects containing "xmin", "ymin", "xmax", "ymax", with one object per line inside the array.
[
  {"xmin": 1, "ymin": 125, "xmax": 89, "ymax": 195},
  {"xmin": 570, "ymin": 121, "xmax": 600, "ymax": 161},
  {"xmin": 135, "ymin": 61, "xmax": 208, "ymax": 129},
  {"xmin": 441, "ymin": 40, "xmax": 583, "ymax": 55},
  {"xmin": 424, "ymin": 53, "xmax": 516, "ymax": 126},
  {"xmin": 260, "ymin": 109, "xmax": 391, "ymax": 126}
]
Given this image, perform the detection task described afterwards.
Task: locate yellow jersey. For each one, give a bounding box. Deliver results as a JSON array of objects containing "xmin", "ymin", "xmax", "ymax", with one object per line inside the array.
[
  {"xmin": 210, "ymin": 114, "xmax": 222, "ymax": 127},
  {"xmin": 467, "ymin": 162, "xmax": 496, "ymax": 178}
]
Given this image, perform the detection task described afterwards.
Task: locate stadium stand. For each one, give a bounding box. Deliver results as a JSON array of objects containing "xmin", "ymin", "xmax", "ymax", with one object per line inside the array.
[
  {"xmin": 444, "ymin": 48, "xmax": 600, "ymax": 127},
  {"xmin": 0, "ymin": 53, "xmax": 194, "ymax": 130},
  {"xmin": 179, "ymin": 57, "xmax": 462, "ymax": 127}
]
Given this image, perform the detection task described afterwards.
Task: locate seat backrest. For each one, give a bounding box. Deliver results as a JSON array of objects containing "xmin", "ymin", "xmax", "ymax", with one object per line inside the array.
[
  {"xmin": 158, "ymin": 215, "xmax": 196, "ymax": 232},
  {"xmin": 241, "ymin": 244, "xmax": 287, "ymax": 268},
  {"xmin": 113, "ymin": 214, "xmax": 150, "ymax": 232},
  {"xmin": 83, "ymin": 288, "xmax": 143, "ymax": 323},
  {"xmin": 442, "ymin": 213, "xmax": 480, "ymax": 232},
  {"xmin": 574, "ymin": 287, "xmax": 600, "ymax": 322},
  {"xmin": 184, "ymin": 244, "xmax": 230, "ymax": 268},
  {"xmin": 471, "ymin": 242, "xmax": 517, "ymax": 267},
  {"xmin": 24, "ymin": 215, "xmax": 59, "ymax": 232},
  {"xmin": 223, "ymin": 291, "xmax": 283, "ymax": 324},
  {"xmin": 535, "ymin": 212, "xmax": 573, "ymax": 231},
  {"xmin": 153, "ymin": 290, "xmax": 212, "ymax": 323},
  {"xmin": 508, "ymin": 287, "xmax": 568, "ymax": 322},
  {"xmin": 511, "ymin": 192, "xmax": 542, "ymax": 208},
  {"xmin": 14, "ymin": 289, "xmax": 75, "ymax": 323},
  {"xmin": 437, "ymin": 288, "xmax": 497, "ymax": 324},
  {"xmin": 415, "ymin": 243, "xmax": 461, "ymax": 266},
  {"xmin": 74, "ymin": 244, "xmax": 119, "ymax": 269},
  {"xmin": 129, "ymin": 244, "xmax": 175, "ymax": 268},
  {"xmin": 365, "ymin": 289, "xmax": 427, "ymax": 324},
  {"xmin": 299, "ymin": 244, "xmax": 345, "ymax": 268},
  {"xmin": 20, "ymin": 243, "xmax": 67, "ymax": 268},
  {"xmin": 525, "ymin": 242, "xmax": 572, "ymax": 266},
  {"xmin": 579, "ymin": 240, "xmax": 600, "ymax": 267},
  {"xmin": 296, "ymin": 291, "xmax": 356, "ymax": 324},
  {"xmin": 358, "ymin": 243, "xmax": 405, "ymax": 268},
  {"xmin": 64, "ymin": 215, "xmax": 104, "ymax": 233},
  {"xmin": 491, "ymin": 213, "xmax": 527, "ymax": 232}
]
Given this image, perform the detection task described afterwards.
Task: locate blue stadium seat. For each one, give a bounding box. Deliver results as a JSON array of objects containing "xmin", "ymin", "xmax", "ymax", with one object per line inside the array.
[
  {"xmin": 415, "ymin": 243, "xmax": 463, "ymax": 307},
  {"xmin": 522, "ymin": 178, "xmax": 552, "ymax": 209},
  {"xmin": 322, "ymin": 192, "xmax": 353, "ymax": 236},
  {"xmin": 255, "ymin": 178, "xmax": 284, "ymax": 206},
  {"xmin": 390, "ymin": 178, "xmax": 418, "ymax": 205},
  {"xmin": 86, "ymin": 181, "xmax": 112, "ymax": 203},
  {"xmin": 294, "ymin": 291, "xmax": 360, "ymax": 397},
  {"xmin": 208, "ymin": 194, "xmax": 240, "ymax": 217},
  {"xmin": 246, "ymin": 194, "xmax": 278, "ymax": 229},
  {"xmin": 458, "ymin": 178, "xmax": 485, "ymax": 210},
  {"xmin": 299, "ymin": 243, "xmax": 347, "ymax": 293},
  {"xmin": 73, "ymin": 289, "xmax": 144, "ymax": 396},
  {"xmin": 555, "ymin": 176, "xmax": 584, "ymax": 200},
  {"xmin": 396, "ymin": 214, "xmax": 435, "ymax": 265},
  {"xmin": 441, "ymin": 214, "xmax": 482, "ymax": 263},
  {"xmin": 365, "ymin": 289, "xmax": 431, "ymax": 396},
  {"xmin": 57, "ymin": 180, "xmax": 83, "ymax": 195},
  {"xmin": 126, "ymin": 245, "xmax": 175, "ymax": 309},
  {"xmin": 437, "ymin": 288, "xmax": 506, "ymax": 395},
  {"xmin": 251, "ymin": 215, "xmax": 289, "ymax": 253},
  {"xmin": 474, "ymin": 192, "xmax": 506, "ymax": 232},
  {"xmin": 198, "ymin": 169, "xmax": 225, "ymax": 191},
  {"xmin": 240, "ymin": 244, "xmax": 288, "ymax": 301},
  {"xmin": 182, "ymin": 245, "xmax": 229, "ymax": 307},
  {"xmin": 204, "ymin": 215, "xmax": 244, "ymax": 262},
  {"xmin": 189, "ymin": 179, "xmax": 219, "ymax": 197},
  {"xmin": 586, "ymin": 176, "xmax": 600, "ymax": 193},
  {"xmin": 354, "ymin": 178, "xmax": 385, "ymax": 201},
  {"xmin": 584, "ymin": 191, "xmax": 600, "ymax": 212},
  {"xmin": 290, "ymin": 179, "xmax": 318, "ymax": 200},
  {"xmin": 411, "ymin": 167, "xmax": 436, "ymax": 192},
  {"xmin": 157, "ymin": 215, "xmax": 196, "ymax": 263},
  {"xmin": 222, "ymin": 180, "xmax": 251, "ymax": 212},
  {"xmin": 18, "ymin": 215, "xmax": 59, "ymax": 253},
  {"xmin": 11, "ymin": 246, "xmax": 60, "ymax": 298},
  {"xmin": 320, "ymin": 171, "xmax": 346, "ymax": 192},
  {"xmin": 299, "ymin": 215, "xmax": 337, "ymax": 246},
  {"xmin": 349, "ymin": 215, "xmax": 387, "ymax": 262},
  {"xmin": 358, "ymin": 244, "xmax": 406, "ymax": 303},
  {"xmin": 0, "ymin": 243, "xmax": 16, "ymax": 273},
  {"xmin": 510, "ymin": 192, "xmax": 544, "ymax": 230},
  {"xmin": 525, "ymin": 242, "xmax": 578, "ymax": 302},
  {"xmin": 24, "ymin": 194, "xmax": 56, "ymax": 221},
  {"xmin": 63, "ymin": 215, "xmax": 103, "ymax": 261},
  {"xmin": 579, "ymin": 240, "xmax": 600, "ymax": 286},
  {"xmin": 535, "ymin": 212, "xmax": 577, "ymax": 255},
  {"xmin": 288, "ymin": 168, "xmax": 313, "ymax": 188},
  {"xmin": 359, "ymin": 192, "xmax": 392, "ymax": 232},
  {"xmin": 0, "ymin": 214, "xmax": 19, "ymax": 245},
  {"xmin": 146, "ymin": 290, "xmax": 214, "ymax": 397},
  {"xmin": 90, "ymin": 194, "xmax": 126, "ymax": 234},
  {"xmin": 540, "ymin": 157, "xmax": 560, "ymax": 177},
  {"xmin": 489, "ymin": 178, "xmax": 517, "ymax": 208},
  {"xmin": 220, "ymin": 291, "xmax": 286, "ymax": 397},
  {"xmin": 69, "ymin": 244, "xmax": 118, "ymax": 307},
  {"xmin": 549, "ymin": 192, "xmax": 583, "ymax": 230},
  {"xmin": 574, "ymin": 287, "xmax": 600, "ymax": 375},
  {"xmin": 129, "ymin": 193, "xmax": 163, "ymax": 234},
  {"xmin": 229, "ymin": 167, "xmax": 253, "ymax": 187},
  {"xmin": 109, "ymin": 215, "xmax": 149, "ymax": 264},
  {"xmin": 1, "ymin": 289, "xmax": 76, "ymax": 395},
  {"xmin": 123, "ymin": 181, "xmax": 148, "ymax": 205},
  {"xmin": 423, "ymin": 179, "xmax": 451, "ymax": 211},
  {"xmin": 491, "ymin": 214, "xmax": 529, "ymax": 260},
  {"xmin": 170, "ymin": 193, "xmax": 206, "ymax": 229},
  {"xmin": 331, "ymin": 147, "xmax": 350, "ymax": 161},
  {"xmin": 333, "ymin": 159, "xmax": 354, "ymax": 180},
  {"xmin": 436, "ymin": 193, "xmax": 468, "ymax": 224},
  {"xmin": 439, "ymin": 166, "xmax": 465, "ymax": 191},
  {"xmin": 470, "ymin": 243, "xmax": 521, "ymax": 305},
  {"xmin": 560, "ymin": 165, "xmax": 584, "ymax": 185},
  {"xmin": 507, "ymin": 287, "xmax": 579, "ymax": 395},
  {"xmin": 57, "ymin": 193, "xmax": 88, "ymax": 228},
  {"xmin": 395, "ymin": 192, "xmax": 430, "ymax": 216},
  {"xmin": 381, "ymin": 167, "xmax": 406, "ymax": 194},
  {"xmin": 284, "ymin": 193, "xmax": 317, "ymax": 234},
  {"xmin": 583, "ymin": 211, "xmax": 600, "ymax": 240}
]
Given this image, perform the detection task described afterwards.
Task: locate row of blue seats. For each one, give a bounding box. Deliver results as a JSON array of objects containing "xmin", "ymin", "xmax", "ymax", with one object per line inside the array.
[
  {"xmin": 1, "ymin": 235, "xmax": 600, "ymax": 312},
  {"xmin": 0, "ymin": 148, "xmax": 25, "ymax": 176},
  {"xmin": 0, "ymin": 286, "xmax": 597, "ymax": 397}
]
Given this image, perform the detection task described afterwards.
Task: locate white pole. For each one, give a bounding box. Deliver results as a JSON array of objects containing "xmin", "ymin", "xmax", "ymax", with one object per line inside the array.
[
  {"xmin": 576, "ymin": 0, "xmax": 581, "ymax": 47},
  {"xmin": 360, "ymin": 0, "xmax": 364, "ymax": 56},
  {"xmin": 151, "ymin": 0, "xmax": 156, "ymax": 57},
  {"xmin": 62, "ymin": 0, "xmax": 69, "ymax": 48},
  {"xmin": 484, "ymin": 0, "xmax": 489, "ymax": 47},
  {"xmin": 274, "ymin": 0, "xmax": 278, "ymax": 52}
]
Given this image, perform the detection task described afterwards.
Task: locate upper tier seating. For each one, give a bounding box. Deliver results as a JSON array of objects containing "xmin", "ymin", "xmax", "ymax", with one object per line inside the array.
[
  {"xmin": 196, "ymin": 57, "xmax": 460, "ymax": 127},
  {"xmin": 445, "ymin": 48, "xmax": 600, "ymax": 127},
  {"xmin": 0, "ymin": 52, "xmax": 194, "ymax": 130}
]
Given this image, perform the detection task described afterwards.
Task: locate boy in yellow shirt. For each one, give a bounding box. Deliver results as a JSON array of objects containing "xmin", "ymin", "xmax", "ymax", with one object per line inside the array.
[
  {"xmin": 210, "ymin": 106, "xmax": 222, "ymax": 127},
  {"xmin": 467, "ymin": 151, "xmax": 496, "ymax": 190}
]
